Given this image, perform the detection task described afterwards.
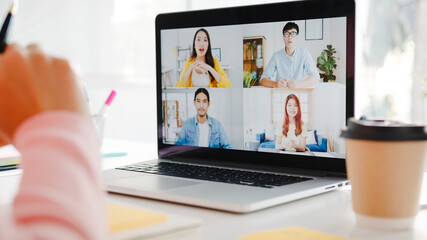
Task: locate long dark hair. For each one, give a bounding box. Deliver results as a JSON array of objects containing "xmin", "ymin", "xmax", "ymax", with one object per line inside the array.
[
  {"xmin": 282, "ymin": 94, "xmax": 303, "ymax": 137},
  {"xmin": 191, "ymin": 28, "xmax": 215, "ymax": 80}
]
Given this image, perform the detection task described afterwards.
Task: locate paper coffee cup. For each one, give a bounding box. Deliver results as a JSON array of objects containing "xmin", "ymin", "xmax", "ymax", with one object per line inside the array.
[{"xmin": 341, "ymin": 118, "xmax": 427, "ymax": 231}]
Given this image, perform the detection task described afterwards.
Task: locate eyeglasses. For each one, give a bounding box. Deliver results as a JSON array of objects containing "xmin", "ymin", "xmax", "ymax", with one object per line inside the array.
[{"xmin": 284, "ymin": 31, "xmax": 298, "ymax": 38}]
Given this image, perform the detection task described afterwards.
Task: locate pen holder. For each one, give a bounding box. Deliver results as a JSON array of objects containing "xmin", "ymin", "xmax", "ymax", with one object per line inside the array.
[{"xmin": 92, "ymin": 114, "xmax": 106, "ymax": 147}]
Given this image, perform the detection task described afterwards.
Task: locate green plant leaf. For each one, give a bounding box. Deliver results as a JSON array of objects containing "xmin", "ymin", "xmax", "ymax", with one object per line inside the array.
[
  {"xmin": 317, "ymin": 56, "xmax": 326, "ymax": 65},
  {"xmin": 324, "ymin": 63, "xmax": 334, "ymax": 70},
  {"xmin": 321, "ymin": 51, "xmax": 327, "ymax": 60},
  {"xmin": 317, "ymin": 44, "xmax": 338, "ymax": 78}
]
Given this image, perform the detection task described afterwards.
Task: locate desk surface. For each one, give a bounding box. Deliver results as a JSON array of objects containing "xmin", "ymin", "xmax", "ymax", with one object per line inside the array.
[{"xmin": 1, "ymin": 139, "xmax": 427, "ymax": 240}]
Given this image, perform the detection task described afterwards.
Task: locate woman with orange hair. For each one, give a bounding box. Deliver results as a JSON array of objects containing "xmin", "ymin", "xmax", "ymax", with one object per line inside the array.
[{"xmin": 275, "ymin": 94, "xmax": 307, "ymax": 152}]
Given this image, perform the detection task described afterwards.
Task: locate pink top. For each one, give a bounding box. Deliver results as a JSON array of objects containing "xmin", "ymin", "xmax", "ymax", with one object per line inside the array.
[{"xmin": 0, "ymin": 111, "xmax": 107, "ymax": 240}]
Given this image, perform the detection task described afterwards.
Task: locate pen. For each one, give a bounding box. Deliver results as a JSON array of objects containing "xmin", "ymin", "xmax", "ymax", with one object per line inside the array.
[
  {"xmin": 98, "ymin": 90, "xmax": 117, "ymax": 115},
  {"xmin": 0, "ymin": 0, "xmax": 19, "ymax": 53},
  {"xmin": 102, "ymin": 152, "xmax": 128, "ymax": 158}
]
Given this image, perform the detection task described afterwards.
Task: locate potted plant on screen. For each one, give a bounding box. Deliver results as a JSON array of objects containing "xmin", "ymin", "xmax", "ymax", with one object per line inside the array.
[
  {"xmin": 317, "ymin": 45, "xmax": 337, "ymax": 82},
  {"xmin": 243, "ymin": 71, "xmax": 257, "ymax": 88}
]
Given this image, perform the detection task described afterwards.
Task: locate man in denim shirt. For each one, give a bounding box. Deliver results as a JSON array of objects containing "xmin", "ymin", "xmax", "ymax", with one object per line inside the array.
[
  {"xmin": 175, "ymin": 88, "xmax": 232, "ymax": 149},
  {"xmin": 260, "ymin": 22, "xmax": 320, "ymax": 88}
]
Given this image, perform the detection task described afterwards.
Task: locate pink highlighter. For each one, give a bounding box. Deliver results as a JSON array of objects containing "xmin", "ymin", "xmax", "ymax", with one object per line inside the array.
[{"xmin": 98, "ymin": 90, "xmax": 117, "ymax": 116}]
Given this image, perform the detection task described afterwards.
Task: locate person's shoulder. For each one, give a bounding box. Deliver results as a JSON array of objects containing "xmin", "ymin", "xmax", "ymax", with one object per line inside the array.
[
  {"xmin": 213, "ymin": 57, "xmax": 220, "ymax": 65},
  {"xmin": 298, "ymin": 47, "xmax": 312, "ymax": 56},
  {"xmin": 208, "ymin": 116, "xmax": 222, "ymax": 125},
  {"xmin": 185, "ymin": 58, "xmax": 195, "ymax": 65},
  {"xmin": 269, "ymin": 49, "xmax": 284, "ymax": 63},
  {"xmin": 208, "ymin": 116, "xmax": 218, "ymax": 122},
  {"xmin": 183, "ymin": 116, "xmax": 196, "ymax": 126},
  {"xmin": 273, "ymin": 49, "xmax": 285, "ymax": 56}
]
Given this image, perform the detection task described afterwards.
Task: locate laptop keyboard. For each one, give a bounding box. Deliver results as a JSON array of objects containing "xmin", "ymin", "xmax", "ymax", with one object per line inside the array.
[{"xmin": 116, "ymin": 162, "xmax": 313, "ymax": 188}]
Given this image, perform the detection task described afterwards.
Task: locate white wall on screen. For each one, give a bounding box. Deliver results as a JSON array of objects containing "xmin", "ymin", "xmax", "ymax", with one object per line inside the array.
[
  {"xmin": 243, "ymin": 88, "xmax": 272, "ymax": 136},
  {"xmin": 311, "ymin": 83, "xmax": 346, "ymax": 153}
]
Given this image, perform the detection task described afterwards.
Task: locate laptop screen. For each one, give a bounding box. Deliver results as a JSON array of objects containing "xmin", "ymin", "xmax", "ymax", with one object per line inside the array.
[{"xmin": 156, "ymin": 0, "xmax": 355, "ymax": 173}]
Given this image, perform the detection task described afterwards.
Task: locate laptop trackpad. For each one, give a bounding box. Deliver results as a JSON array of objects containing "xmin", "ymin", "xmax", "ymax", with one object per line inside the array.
[{"xmin": 109, "ymin": 175, "xmax": 201, "ymax": 191}]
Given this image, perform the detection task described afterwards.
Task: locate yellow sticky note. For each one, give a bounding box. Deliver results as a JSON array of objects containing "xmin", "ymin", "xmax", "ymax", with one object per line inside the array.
[
  {"xmin": 241, "ymin": 226, "xmax": 353, "ymax": 240},
  {"xmin": 108, "ymin": 203, "xmax": 168, "ymax": 234}
]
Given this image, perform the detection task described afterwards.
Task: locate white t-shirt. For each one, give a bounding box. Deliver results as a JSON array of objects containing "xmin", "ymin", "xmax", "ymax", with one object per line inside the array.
[
  {"xmin": 198, "ymin": 121, "xmax": 209, "ymax": 147},
  {"xmin": 191, "ymin": 69, "xmax": 210, "ymax": 87}
]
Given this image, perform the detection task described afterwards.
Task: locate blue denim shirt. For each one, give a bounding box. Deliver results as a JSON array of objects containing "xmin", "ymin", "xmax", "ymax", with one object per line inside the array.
[
  {"xmin": 175, "ymin": 116, "xmax": 232, "ymax": 149},
  {"xmin": 261, "ymin": 47, "xmax": 320, "ymax": 82}
]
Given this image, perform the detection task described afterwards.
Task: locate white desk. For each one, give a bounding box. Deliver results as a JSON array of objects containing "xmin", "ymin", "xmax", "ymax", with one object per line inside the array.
[{"xmin": 1, "ymin": 139, "xmax": 427, "ymax": 240}]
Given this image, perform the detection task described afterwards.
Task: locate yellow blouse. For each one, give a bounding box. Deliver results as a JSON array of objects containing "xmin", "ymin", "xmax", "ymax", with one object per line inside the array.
[{"xmin": 176, "ymin": 57, "xmax": 232, "ymax": 88}]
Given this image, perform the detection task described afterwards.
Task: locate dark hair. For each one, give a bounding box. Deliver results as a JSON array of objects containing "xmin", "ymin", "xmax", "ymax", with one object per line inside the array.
[
  {"xmin": 282, "ymin": 22, "xmax": 299, "ymax": 35},
  {"xmin": 194, "ymin": 88, "xmax": 210, "ymax": 102},
  {"xmin": 191, "ymin": 28, "xmax": 215, "ymax": 80}
]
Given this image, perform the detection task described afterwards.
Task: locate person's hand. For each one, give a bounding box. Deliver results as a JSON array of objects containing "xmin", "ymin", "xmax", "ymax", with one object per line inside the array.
[
  {"xmin": 287, "ymin": 79, "xmax": 297, "ymax": 88},
  {"xmin": 190, "ymin": 61, "xmax": 204, "ymax": 74},
  {"xmin": 0, "ymin": 44, "xmax": 89, "ymax": 146},
  {"xmin": 283, "ymin": 140, "xmax": 293, "ymax": 149},
  {"xmin": 276, "ymin": 79, "xmax": 288, "ymax": 88},
  {"xmin": 193, "ymin": 61, "xmax": 209, "ymax": 74}
]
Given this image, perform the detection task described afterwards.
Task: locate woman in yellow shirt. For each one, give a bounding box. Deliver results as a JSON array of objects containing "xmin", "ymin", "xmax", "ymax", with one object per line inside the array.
[
  {"xmin": 176, "ymin": 28, "xmax": 232, "ymax": 88},
  {"xmin": 275, "ymin": 94, "xmax": 308, "ymax": 152}
]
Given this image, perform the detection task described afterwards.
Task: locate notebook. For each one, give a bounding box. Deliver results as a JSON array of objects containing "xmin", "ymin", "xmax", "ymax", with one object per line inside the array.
[
  {"xmin": 240, "ymin": 226, "xmax": 351, "ymax": 240},
  {"xmin": 107, "ymin": 202, "xmax": 200, "ymax": 240},
  {"xmin": 0, "ymin": 145, "xmax": 20, "ymax": 172},
  {"xmin": 104, "ymin": 0, "xmax": 355, "ymax": 213}
]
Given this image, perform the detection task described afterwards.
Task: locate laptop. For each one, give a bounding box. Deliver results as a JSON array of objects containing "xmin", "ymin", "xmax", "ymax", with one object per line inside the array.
[{"xmin": 104, "ymin": 0, "xmax": 355, "ymax": 213}]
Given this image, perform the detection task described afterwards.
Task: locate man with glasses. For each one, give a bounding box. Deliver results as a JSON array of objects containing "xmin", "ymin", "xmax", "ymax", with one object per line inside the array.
[{"xmin": 260, "ymin": 22, "xmax": 320, "ymax": 88}]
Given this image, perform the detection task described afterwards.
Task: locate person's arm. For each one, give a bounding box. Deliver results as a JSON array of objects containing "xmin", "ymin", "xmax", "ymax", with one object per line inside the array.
[
  {"xmin": 176, "ymin": 59, "xmax": 194, "ymax": 87},
  {"xmin": 0, "ymin": 111, "xmax": 106, "ymax": 240},
  {"xmin": 275, "ymin": 135, "xmax": 285, "ymax": 150},
  {"xmin": 287, "ymin": 76, "xmax": 319, "ymax": 88},
  {"xmin": 218, "ymin": 123, "xmax": 232, "ymax": 149},
  {"xmin": 289, "ymin": 137, "xmax": 307, "ymax": 152},
  {"xmin": 214, "ymin": 58, "xmax": 231, "ymax": 88},
  {"xmin": 260, "ymin": 53, "xmax": 282, "ymax": 88},
  {"xmin": 175, "ymin": 124, "xmax": 187, "ymax": 145},
  {"xmin": 260, "ymin": 77, "xmax": 279, "ymax": 88},
  {"xmin": 211, "ymin": 58, "xmax": 231, "ymax": 88},
  {"xmin": 196, "ymin": 61, "xmax": 220, "ymax": 83},
  {"xmin": 0, "ymin": 44, "xmax": 106, "ymax": 239},
  {"xmin": 290, "ymin": 123, "xmax": 308, "ymax": 151},
  {"xmin": 195, "ymin": 58, "xmax": 231, "ymax": 88}
]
